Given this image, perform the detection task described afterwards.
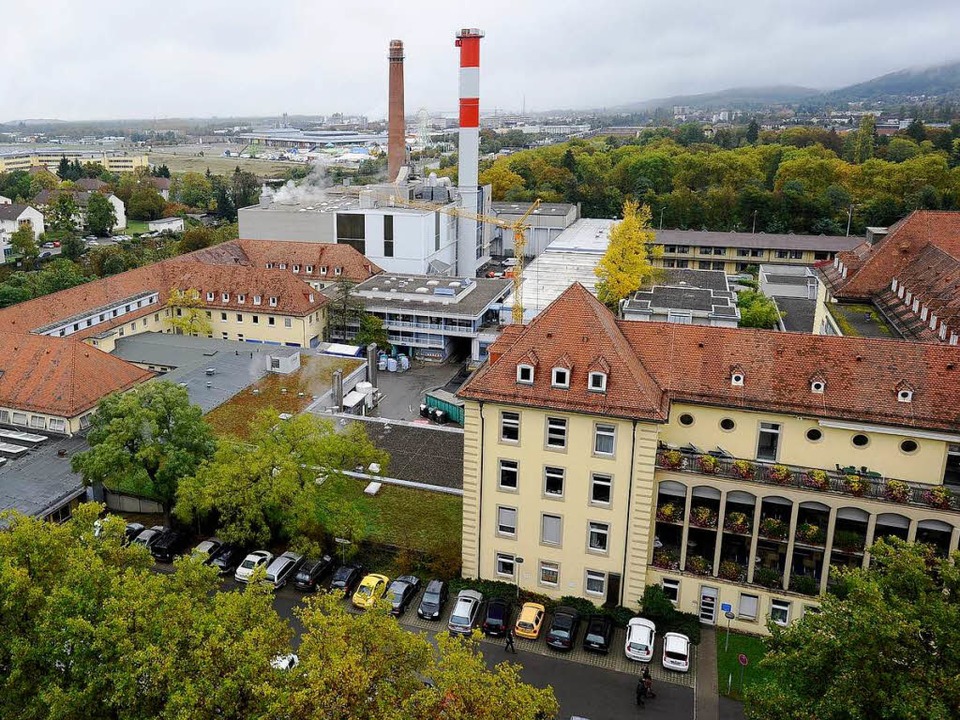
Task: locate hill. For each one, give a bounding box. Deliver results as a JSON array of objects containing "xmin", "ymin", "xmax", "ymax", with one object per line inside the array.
[
  {"xmin": 822, "ymin": 60, "xmax": 960, "ymax": 103},
  {"xmin": 618, "ymin": 85, "xmax": 820, "ymax": 112}
]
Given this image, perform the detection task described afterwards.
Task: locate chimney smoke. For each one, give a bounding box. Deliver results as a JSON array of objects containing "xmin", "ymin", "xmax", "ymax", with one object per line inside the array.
[{"xmin": 387, "ymin": 39, "xmax": 406, "ymax": 183}]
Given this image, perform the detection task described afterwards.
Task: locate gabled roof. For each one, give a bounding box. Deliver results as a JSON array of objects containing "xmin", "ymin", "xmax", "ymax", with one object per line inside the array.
[
  {"xmin": 0, "ymin": 331, "xmax": 152, "ymax": 417},
  {"xmin": 0, "ymin": 203, "xmax": 34, "ymax": 221},
  {"xmin": 460, "ymin": 283, "xmax": 666, "ymax": 420}
]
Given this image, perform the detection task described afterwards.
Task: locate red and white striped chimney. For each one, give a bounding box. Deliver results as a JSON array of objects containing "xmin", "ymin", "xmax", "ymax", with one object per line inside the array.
[{"xmin": 455, "ymin": 28, "xmax": 484, "ymax": 276}]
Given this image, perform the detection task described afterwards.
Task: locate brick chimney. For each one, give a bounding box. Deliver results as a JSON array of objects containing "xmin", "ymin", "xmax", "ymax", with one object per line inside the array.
[{"xmin": 387, "ymin": 39, "xmax": 406, "ymax": 182}]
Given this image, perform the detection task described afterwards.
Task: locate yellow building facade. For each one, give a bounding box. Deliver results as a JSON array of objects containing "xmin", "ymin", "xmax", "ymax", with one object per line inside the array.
[
  {"xmin": 0, "ymin": 152, "xmax": 149, "ymax": 174},
  {"xmin": 459, "ymin": 283, "xmax": 960, "ymax": 634}
]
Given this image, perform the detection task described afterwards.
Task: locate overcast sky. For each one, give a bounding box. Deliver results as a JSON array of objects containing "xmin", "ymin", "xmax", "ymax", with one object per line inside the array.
[{"xmin": 2, "ymin": 0, "xmax": 959, "ymax": 121}]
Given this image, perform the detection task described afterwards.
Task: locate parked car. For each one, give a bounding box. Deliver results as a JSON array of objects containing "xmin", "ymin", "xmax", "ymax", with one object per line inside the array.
[
  {"xmin": 352, "ymin": 573, "xmax": 390, "ymax": 610},
  {"xmin": 124, "ymin": 522, "xmax": 145, "ymax": 545},
  {"xmin": 41, "ymin": 242, "xmax": 54, "ymax": 249},
  {"xmin": 417, "ymin": 579, "xmax": 448, "ymax": 620},
  {"xmin": 448, "ymin": 589, "xmax": 483, "ymax": 636},
  {"xmin": 131, "ymin": 525, "xmax": 165, "ymax": 550},
  {"xmin": 263, "ymin": 551, "xmax": 303, "ymax": 590},
  {"xmin": 546, "ymin": 606, "xmax": 580, "ymax": 651},
  {"xmin": 53, "ymin": 241, "xmax": 61, "ymax": 247},
  {"xmin": 87, "ymin": 240, "xmax": 99, "ymax": 246},
  {"xmin": 386, "ymin": 575, "xmax": 421, "ymax": 616},
  {"xmin": 39, "ymin": 251, "xmax": 52, "ymax": 258},
  {"xmin": 582, "ymin": 614, "xmax": 614, "ymax": 654},
  {"xmin": 270, "ymin": 654, "xmax": 299, "ymax": 671},
  {"xmin": 662, "ymin": 632, "xmax": 691, "ymax": 673},
  {"xmin": 234, "ymin": 550, "xmax": 274, "ymax": 583},
  {"xmin": 210, "ymin": 544, "xmax": 245, "ymax": 575},
  {"xmin": 514, "ymin": 602, "xmax": 546, "ymax": 640},
  {"xmin": 625, "ymin": 618, "xmax": 657, "ymax": 662},
  {"xmin": 293, "ymin": 555, "xmax": 334, "ymax": 592},
  {"xmin": 190, "ymin": 538, "xmax": 224, "ymax": 564},
  {"xmin": 481, "ymin": 597, "xmax": 512, "ymax": 637},
  {"xmin": 150, "ymin": 528, "xmax": 189, "ymax": 562},
  {"xmin": 330, "ymin": 564, "xmax": 363, "ymax": 595}
]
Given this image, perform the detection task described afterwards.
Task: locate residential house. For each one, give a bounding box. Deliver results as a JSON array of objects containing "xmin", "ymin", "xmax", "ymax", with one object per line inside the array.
[
  {"xmin": 0, "ymin": 204, "xmax": 46, "ymax": 263},
  {"xmin": 34, "ymin": 189, "xmax": 126, "ymax": 233},
  {"xmin": 148, "ymin": 217, "xmax": 184, "ymax": 233}
]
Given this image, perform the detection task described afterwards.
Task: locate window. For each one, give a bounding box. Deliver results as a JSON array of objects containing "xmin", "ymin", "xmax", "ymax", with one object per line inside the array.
[
  {"xmin": 546, "ymin": 417, "xmax": 567, "ymax": 448},
  {"xmin": 279, "ymin": 263, "xmax": 287, "ymax": 270},
  {"xmin": 588, "ymin": 522, "xmax": 609, "ymax": 553},
  {"xmin": 269, "ymin": 297, "xmax": 278, "ymax": 307},
  {"xmin": 678, "ymin": 413, "xmax": 694, "ymax": 427},
  {"xmin": 268, "ymin": 317, "xmax": 276, "ymax": 326},
  {"xmin": 496, "ymin": 552, "xmax": 515, "ymax": 578},
  {"xmin": 320, "ymin": 266, "xmax": 327, "ymax": 275},
  {"xmin": 770, "ymin": 599, "xmax": 791, "ymax": 626},
  {"xmin": 237, "ymin": 334, "xmax": 244, "ymax": 342},
  {"xmin": 898, "ymin": 389, "xmax": 913, "ymax": 403},
  {"xmin": 738, "ymin": 593, "xmax": 759, "ymax": 621},
  {"xmin": 284, "ymin": 317, "xmax": 292, "ymax": 328},
  {"xmin": 222, "ymin": 293, "xmax": 230, "ymax": 302},
  {"xmin": 805, "ymin": 427, "xmax": 823, "ymax": 442},
  {"xmin": 585, "ymin": 570, "xmax": 606, "ymax": 596},
  {"xmin": 221, "ymin": 332, "xmax": 228, "ymax": 340},
  {"xmin": 900, "ymin": 439, "xmax": 919, "ymax": 454},
  {"xmin": 757, "ymin": 422, "xmax": 781, "ymax": 461},
  {"xmin": 544, "ymin": 466, "xmax": 565, "ymax": 497},
  {"xmin": 539, "ymin": 561, "xmax": 560, "ymax": 587},
  {"xmin": 220, "ymin": 312, "xmax": 227, "ymax": 321},
  {"xmin": 945, "ymin": 444, "xmax": 960, "ymax": 486},
  {"xmin": 253, "ymin": 295, "xmax": 262, "ymax": 305},
  {"xmin": 497, "ymin": 506, "xmax": 517, "ymax": 536},
  {"xmin": 852, "ymin": 433, "xmax": 870, "ymax": 448},
  {"xmin": 662, "ymin": 578, "xmax": 680, "ymax": 605},
  {"xmin": 789, "ymin": 250, "xmax": 803, "ymax": 260},
  {"xmin": 731, "ymin": 372, "xmax": 744, "ymax": 387},
  {"xmin": 594, "ymin": 423, "xmax": 616, "ymax": 455},
  {"xmin": 720, "ymin": 418, "xmax": 736, "ymax": 431},
  {"xmin": 811, "ymin": 380, "xmax": 825, "ymax": 393},
  {"xmin": 236, "ymin": 314, "xmax": 243, "ymax": 323},
  {"xmin": 12, "ymin": 412, "xmax": 27, "ymax": 426},
  {"xmin": 29, "ymin": 415, "xmax": 45, "ymax": 429},
  {"xmin": 0, "ymin": 410, "xmax": 9, "ymax": 424},
  {"xmin": 588, "ymin": 371, "xmax": 607, "ymax": 392},
  {"xmin": 499, "ymin": 459, "xmax": 519, "ymax": 490},
  {"xmin": 334, "ymin": 267, "xmax": 342, "ymax": 276},
  {"xmin": 48, "ymin": 418, "xmax": 66, "ymax": 433},
  {"xmin": 551, "ymin": 367, "xmax": 569, "ymax": 388},
  {"xmin": 252, "ymin": 315, "xmax": 259, "ymax": 324},
  {"xmin": 541, "ymin": 514, "xmax": 562, "ymax": 545},
  {"xmin": 306, "ymin": 265, "xmax": 313, "ymax": 274},
  {"xmin": 237, "ymin": 294, "xmax": 246, "ymax": 304},
  {"xmin": 668, "ymin": 311, "xmax": 693, "ymax": 324},
  {"xmin": 206, "ymin": 292, "xmax": 214, "ymax": 301},
  {"xmin": 517, "ymin": 364, "xmax": 534, "ymax": 384},
  {"xmin": 292, "ymin": 265, "xmax": 300, "ymax": 273},
  {"xmin": 435, "ymin": 211, "xmax": 441, "ymax": 251},
  {"xmin": 337, "ymin": 213, "xmax": 366, "ymax": 254},
  {"xmin": 500, "ymin": 411, "xmax": 520, "ymax": 442},
  {"xmin": 590, "ymin": 473, "xmax": 612, "ymax": 504},
  {"xmin": 384, "ymin": 214, "xmax": 394, "ymax": 257}
]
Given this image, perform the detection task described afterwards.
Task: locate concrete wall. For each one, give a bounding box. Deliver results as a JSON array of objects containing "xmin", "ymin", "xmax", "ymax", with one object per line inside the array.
[{"xmin": 238, "ymin": 207, "xmax": 336, "ymax": 243}]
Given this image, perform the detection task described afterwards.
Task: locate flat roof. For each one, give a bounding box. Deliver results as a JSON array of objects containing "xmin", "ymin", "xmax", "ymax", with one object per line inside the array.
[
  {"xmin": 492, "ymin": 202, "xmax": 576, "ymax": 217},
  {"xmin": 624, "ymin": 286, "xmax": 738, "ymax": 316},
  {"xmin": 774, "ymin": 296, "xmax": 818, "ymax": 333},
  {"xmin": 657, "ymin": 268, "xmax": 732, "ymax": 294},
  {"xmin": 112, "ymin": 333, "xmax": 299, "ymax": 413},
  {"xmin": 547, "ymin": 219, "xmax": 615, "ymax": 253},
  {"xmin": 343, "ymin": 274, "xmax": 511, "ymax": 318},
  {"xmin": 653, "ymin": 229, "xmax": 861, "ymax": 252},
  {"xmin": 0, "ymin": 433, "xmax": 88, "ymax": 518}
]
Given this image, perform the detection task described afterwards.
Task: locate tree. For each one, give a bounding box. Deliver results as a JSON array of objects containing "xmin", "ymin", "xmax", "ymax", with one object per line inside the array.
[
  {"xmin": 165, "ymin": 287, "xmax": 213, "ymax": 335},
  {"xmin": 231, "ymin": 166, "xmax": 260, "ymax": 209},
  {"xmin": 71, "ymin": 382, "xmax": 216, "ymax": 519},
  {"xmin": 212, "ymin": 176, "xmax": 236, "ymax": 221},
  {"xmin": 327, "ymin": 279, "xmax": 368, "ymax": 341},
  {"xmin": 854, "ymin": 115, "xmax": 876, "ymax": 164},
  {"xmin": 744, "ymin": 539, "xmax": 960, "ymax": 720},
  {"xmin": 746, "ymin": 118, "xmax": 760, "ymax": 144},
  {"xmin": 48, "ymin": 192, "xmax": 79, "ymax": 234},
  {"xmin": 737, "ymin": 290, "xmax": 780, "ymax": 329},
  {"xmin": 127, "ymin": 187, "xmax": 165, "ymax": 220},
  {"xmin": 9, "ymin": 224, "xmax": 38, "ymax": 260},
  {"xmin": 180, "ymin": 227, "xmax": 215, "ymax": 253},
  {"xmin": 905, "ymin": 118, "xmax": 927, "ymax": 144},
  {"xmin": 479, "ymin": 164, "xmax": 526, "ymax": 200},
  {"xmin": 60, "ymin": 234, "xmax": 86, "ymax": 261},
  {"xmin": 85, "ymin": 191, "xmax": 117, "ymax": 236},
  {"xmin": 175, "ymin": 172, "xmax": 213, "ymax": 209},
  {"xmin": 886, "ymin": 137, "xmax": 921, "ymax": 163},
  {"xmin": 152, "ymin": 163, "xmax": 171, "ymax": 178},
  {"xmin": 175, "ymin": 412, "xmax": 388, "ymax": 547},
  {"xmin": 594, "ymin": 199, "xmax": 658, "ymax": 308},
  {"xmin": 354, "ymin": 313, "xmax": 391, "ymax": 350}
]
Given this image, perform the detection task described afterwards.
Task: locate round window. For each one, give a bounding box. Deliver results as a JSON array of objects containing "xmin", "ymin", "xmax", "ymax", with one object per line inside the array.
[
  {"xmin": 852, "ymin": 434, "xmax": 870, "ymax": 448},
  {"xmin": 720, "ymin": 418, "xmax": 736, "ymax": 431},
  {"xmin": 805, "ymin": 428, "xmax": 823, "ymax": 442},
  {"xmin": 811, "ymin": 381, "xmax": 825, "ymax": 393},
  {"xmin": 900, "ymin": 439, "xmax": 919, "ymax": 454},
  {"xmin": 678, "ymin": 413, "xmax": 695, "ymax": 427}
]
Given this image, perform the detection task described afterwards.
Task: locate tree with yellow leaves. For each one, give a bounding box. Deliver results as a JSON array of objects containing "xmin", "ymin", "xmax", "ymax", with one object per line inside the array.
[
  {"xmin": 594, "ymin": 199, "xmax": 660, "ymax": 309},
  {"xmin": 165, "ymin": 286, "xmax": 212, "ymax": 336}
]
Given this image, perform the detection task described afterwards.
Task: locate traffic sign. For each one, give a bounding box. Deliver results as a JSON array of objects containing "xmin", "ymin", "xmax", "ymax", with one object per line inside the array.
[
  {"xmin": 725, "ymin": 611, "xmax": 736, "ymax": 620},
  {"xmin": 738, "ymin": 653, "xmax": 749, "ymax": 667},
  {"xmin": 720, "ymin": 602, "xmax": 732, "ymax": 612}
]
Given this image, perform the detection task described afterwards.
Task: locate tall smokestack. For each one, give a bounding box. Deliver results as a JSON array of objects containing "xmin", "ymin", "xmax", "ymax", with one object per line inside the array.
[
  {"xmin": 456, "ymin": 28, "xmax": 484, "ymax": 276},
  {"xmin": 387, "ymin": 39, "xmax": 406, "ymax": 183}
]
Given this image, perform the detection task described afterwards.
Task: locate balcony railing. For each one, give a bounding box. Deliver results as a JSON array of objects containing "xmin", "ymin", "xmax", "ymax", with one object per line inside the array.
[{"xmin": 655, "ymin": 448, "xmax": 959, "ymax": 513}]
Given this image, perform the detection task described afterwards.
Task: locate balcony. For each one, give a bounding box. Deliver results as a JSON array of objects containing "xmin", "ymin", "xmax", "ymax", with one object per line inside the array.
[{"xmin": 655, "ymin": 447, "xmax": 959, "ymax": 513}]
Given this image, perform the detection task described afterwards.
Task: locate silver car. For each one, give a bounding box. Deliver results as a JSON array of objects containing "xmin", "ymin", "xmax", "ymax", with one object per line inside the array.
[
  {"xmin": 263, "ymin": 551, "xmax": 303, "ymax": 590},
  {"xmin": 447, "ymin": 589, "xmax": 483, "ymax": 636}
]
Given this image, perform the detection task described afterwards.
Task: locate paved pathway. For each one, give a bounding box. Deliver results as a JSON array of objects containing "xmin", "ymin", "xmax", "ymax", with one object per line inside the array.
[{"xmin": 695, "ymin": 627, "xmax": 719, "ymax": 720}]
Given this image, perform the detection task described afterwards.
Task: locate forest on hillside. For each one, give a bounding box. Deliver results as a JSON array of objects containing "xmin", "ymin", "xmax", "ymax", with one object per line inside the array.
[{"xmin": 473, "ymin": 122, "xmax": 960, "ymax": 235}]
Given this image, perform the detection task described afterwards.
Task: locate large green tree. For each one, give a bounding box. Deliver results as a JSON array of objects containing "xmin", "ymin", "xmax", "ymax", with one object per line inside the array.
[
  {"xmin": 8, "ymin": 224, "xmax": 38, "ymax": 260},
  {"xmin": 85, "ymin": 192, "xmax": 117, "ymax": 236},
  {"xmin": 71, "ymin": 382, "xmax": 217, "ymax": 518},
  {"xmin": 48, "ymin": 192, "xmax": 79, "ymax": 234},
  {"xmin": 745, "ymin": 539, "xmax": 960, "ymax": 720},
  {"xmin": 127, "ymin": 187, "xmax": 165, "ymax": 220}
]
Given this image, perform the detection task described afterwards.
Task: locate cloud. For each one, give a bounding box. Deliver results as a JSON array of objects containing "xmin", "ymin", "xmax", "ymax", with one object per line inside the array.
[{"xmin": 1, "ymin": 0, "xmax": 958, "ymax": 120}]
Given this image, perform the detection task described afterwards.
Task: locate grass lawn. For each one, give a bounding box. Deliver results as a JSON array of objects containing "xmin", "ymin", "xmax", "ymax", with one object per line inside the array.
[
  {"xmin": 126, "ymin": 220, "xmax": 150, "ymax": 235},
  {"xmin": 150, "ymin": 152, "xmax": 295, "ymax": 178},
  {"xmin": 716, "ymin": 631, "xmax": 770, "ymax": 701},
  {"xmin": 204, "ymin": 355, "xmax": 363, "ymax": 440}
]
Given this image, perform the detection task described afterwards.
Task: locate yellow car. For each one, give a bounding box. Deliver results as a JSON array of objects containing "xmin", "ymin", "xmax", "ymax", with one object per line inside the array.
[
  {"xmin": 515, "ymin": 602, "xmax": 546, "ymax": 640},
  {"xmin": 351, "ymin": 573, "xmax": 390, "ymax": 610}
]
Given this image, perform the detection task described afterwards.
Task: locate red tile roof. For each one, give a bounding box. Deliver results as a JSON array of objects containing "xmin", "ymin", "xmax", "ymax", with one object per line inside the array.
[
  {"xmin": 0, "ymin": 331, "xmax": 152, "ymax": 417},
  {"xmin": 461, "ymin": 283, "xmax": 960, "ymax": 433}
]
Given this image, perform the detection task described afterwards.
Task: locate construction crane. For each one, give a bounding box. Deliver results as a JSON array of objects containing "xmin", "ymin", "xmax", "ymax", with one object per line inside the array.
[{"xmin": 388, "ymin": 194, "xmax": 541, "ymax": 324}]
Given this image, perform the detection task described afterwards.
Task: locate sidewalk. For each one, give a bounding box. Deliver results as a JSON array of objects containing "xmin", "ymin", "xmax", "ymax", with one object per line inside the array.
[{"xmin": 695, "ymin": 627, "xmax": 719, "ymax": 720}]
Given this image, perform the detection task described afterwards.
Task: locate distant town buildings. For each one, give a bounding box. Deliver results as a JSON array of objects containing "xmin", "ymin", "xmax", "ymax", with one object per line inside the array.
[{"xmin": 0, "ymin": 151, "xmax": 149, "ymax": 174}]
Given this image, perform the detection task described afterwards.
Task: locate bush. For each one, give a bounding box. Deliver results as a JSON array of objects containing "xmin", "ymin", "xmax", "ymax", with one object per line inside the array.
[
  {"xmin": 557, "ymin": 595, "xmax": 600, "ymax": 618},
  {"xmin": 605, "ymin": 605, "xmax": 635, "ymax": 628},
  {"xmin": 753, "ymin": 567, "xmax": 782, "ymax": 588},
  {"xmin": 639, "ymin": 584, "xmax": 701, "ymax": 644},
  {"xmin": 789, "ymin": 575, "xmax": 819, "ymax": 596}
]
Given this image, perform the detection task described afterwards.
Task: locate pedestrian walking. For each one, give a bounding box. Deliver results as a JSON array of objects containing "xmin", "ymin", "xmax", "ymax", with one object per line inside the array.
[{"xmin": 505, "ymin": 627, "xmax": 516, "ymax": 653}]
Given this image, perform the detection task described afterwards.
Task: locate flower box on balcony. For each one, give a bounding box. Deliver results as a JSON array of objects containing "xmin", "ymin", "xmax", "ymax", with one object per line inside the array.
[
  {"xmin": 833, "ymin": 530, "xmax": 865, "ymax": 553},
  {"xmin": 661, "ymin": 450, "xmax": 684, "ymax": 470},
  {"xmin": 753, "ymin": 566, "xmax": 782, "ymax": 589},
  {"xmin": 731, "ymin": 459, "xmax": 755, "ymax": 479},
  {"xmin": 882, "ymin": 479, "xmax": 910, "ymax": 504},
  {"xmin": 718, "ymin": 560, "xmax": 744, "ymax": 581},
  {"xmin": 685, "ymin": 555, "xmax": 711, "ymax": 575},
  {"xmin": 689, "ymin": 506, "xmax": 719, "ymax": 529},
  {"xmin": 767, "ymin": 464, "xmax": 792, "ymax": 485},
  {"xmin": 656, "ymin": 503, "xmax": 681, "ymax": 523},
  {"xmin": 803, "ymin": 469, "xmax": 829, "ymax": 491},
  {"xmin": 652, "ymin": 550, "xmax": 680, "ymax": 570},
  {"xmin": 723, "ymin": 511, "xmax": 751, "ymax": 535},
  {"xmin": 759, "ymin": 517, "xmax": 788, "ymax": 540},
  {"xmin": 844, "ymin": 474, "xmax": 868, "ymax": 497},
  {"xmin": 795, "ymin": 522, "xmax": 825, "ymax": 545},
  {"xmin": 698, "ymin": 454, "xmax": 721, "ymax": 474},
  {"xmin": 921, "ymin": 485, "xmax": 952, "ymax": 510}
]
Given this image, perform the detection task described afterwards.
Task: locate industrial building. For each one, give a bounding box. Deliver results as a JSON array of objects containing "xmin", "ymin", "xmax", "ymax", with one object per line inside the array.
[
  {"xmin": 491, "ymin": 201, "xmax": 579, "ymax": 257},
  {"xmin": 621, "ymin": 268, "xmax": 740, "ymax": 327}
]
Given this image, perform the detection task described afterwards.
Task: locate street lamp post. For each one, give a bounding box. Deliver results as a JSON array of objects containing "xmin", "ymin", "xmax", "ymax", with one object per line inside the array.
[
  {"xmin": 659, "ymin": 207, "xmax": 665, "ymax": 230},
  {"xmin": 724, "ymin": 610, "xmax": 736, "ymax": 651},
  {"xmin": 334, "ymin": 537, "xmax": 352, "ymax": 565},
  {"xmin": 515, "ymin": 557, "xmax": 525, "ymax": 600}
]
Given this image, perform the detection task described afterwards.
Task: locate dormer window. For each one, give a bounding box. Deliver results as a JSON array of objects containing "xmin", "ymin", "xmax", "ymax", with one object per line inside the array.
[
  {"xmin": 237, "ymin": 294, "xmax": 246, "ymax": 304},
  {"xmin": 206, "ymin": 292, "xmax": 214, "ymax": 302},
  {"xmin": 898, "ymin": 389, "xmax": 913, "ymax": 403},
  {"xmin": 306, "ymin": 265, "xmax": 313, "ymax": 273},
  {"xmin": 308, "ymin": 294, "xmax": 315, "ymax": 303},
  {"xmin": 253, "ymin": 295, "xmax": 261, "ymax": 305},
  {"xmin": 335, "ymin": 267, "xmax": 342, "ymax": 276},
  {"xmin": 266, "ymin": 262, "xmax": 273, "ymax": 269},
  {"xmin": 279, "ymin": 263, "xmax": 287, "ymax": 270},
  {"xmin": 320, "ymin": 266, "xmax": 328, "ymax": 275},
  {"xmin": 293, "ymin": 264, "xmax": 300, "ymax": 273},
  {"xmin": 731, "ymin": 372, "xmax": 744, "ymax": 387},
  {"xmin": 811, "ymin": 380, "xmax": 825, "ymax": 394},
  {"xmin": 552, "ymin": 367, "xmax": 570, "ymax": 389},
  {"xmin": 221, "ymin": 293, "xmax": 230, "ymax": 302},
  {"xmin": 588, "ymin": 371, "xmax": 607, "ymax": 393},
  {"xmin": 269, "ymin": 297, "xmax": 278, "ymax": 307},
  {"xmin": 517, "ymin": 364, "xmax": 534, "ymax": 384}
]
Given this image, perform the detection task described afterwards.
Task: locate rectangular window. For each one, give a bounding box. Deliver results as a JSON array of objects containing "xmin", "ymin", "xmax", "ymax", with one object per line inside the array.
[
  {"xmin": 499, "ymin": 459, "xmax": 519, "ymax": 490},
  {"xmin": 541, "ymin": 514, "xmax": 562, "ymax": 546},
  {"xmin": 269, "ymin": 297, "xmax": 278, "ymax": 307},
  {"xmin": 757, "ymin": 422, "xmax": 781, "ymax": 461},
  {"xmin": 29, "ymin": 415, "xmax": 45, "ymax": 429},
  {"xmin": 12, "ymin": 412, "xmax": 28, "ymax": 425},
  {"xmin": 220, "ymin": 312, "xmax": 227, "ymax": 321},
  {"xmin": 551, "ymin": 367, "xmax": 569, "ymax": 388},
  {"xmin": 588, "ymin": 522, "xmax": 609, "ymax": 553},
  {"xmin": 497, "ymin": 506, "xmax": 517, "ymax": 536},
  {"xmin": 268, "ymin": 317, "xmax": 276, "ymax": 326},
  {"xmin": 222, "ymin": 293, "xmax": 229, "ymax": 302},
  {"xmin": 279, "ymin": 263, "xmax": 287, "ymax": 270},
  {"xmin": 236, "ymin": 314, "xmax": 243, "ymax": 323},
  {"xmin": 252, "ymin": 315, "xmax": 259, "ymax": 324},
  {"xmin": 206, "ymin": 292, "xmax": 214, "ymax": 301},
  {"xmin": 337, "ymin": 213, "xmax": 366, "ymax": 254},
  {"xmin": 500, "ymin": 411, "xmax": 520, "ymax": 442},
  {"xmin": 48, "ymin": 418, "xmax": 66, "ymax": 433},
  {"xmin": 292, "ymin": 265, "xmax": 300, "ymax": 273},
  {"xmin": 662, "ymin": 578, "xmax": 680, "ymax": 605},
  {"xmin": 544, "ymin": 466, "xmax": 565, "ymax": 497},
  {"xmin": 594, "ymin": 423, "xmax": 616, "ymax": 455},
  {"xmin": 585, "ymin": 570, "xmax": 606, "ymax": 596},
  {"xmin": 588, "ymin": 371, "xmax": 607, "ymax": 392},
  {"xmin": 738, "ymin": 593, "xmax": 759, "ymax": 621},
  {"xmin": 516, "ymin": 364, "xmax": 534, "ymax": 384},
  {"xmin": 284, "ymin": 317, "xmax": 292, "ymax": 328},
  {"xmin": 496, "ymin": 552, "xmax": 515, "ymax": 578},
  {"xmin": 0, "ymin": 409, "xmax": 9, "ymax": 424},
  {"xmin": 221, "ymin": 332, "xmax": 228, "ymax": 340},
  {"xmin": 238, "ymin": 294, "xmax": 246, "ymax": 303},
  {"xmin": 775, "ymin": 249, "xmax": 789, "ymax": 259},
  {"xmin": 435, "ymin": 211, "xmax": 441, "ymax": 252},
  {"xmin": 590, "ymin": 473, "xmax": 612, "ymax": 505},
  {"xmin": 770, "ymin": 599, "xmax": 791, "ymax": 626},
  {"xmin": 546, "ymin": 417, "xmax": 567, "ymax": 448},
  {"xmin": 667, "ymin": 311, "xmax": 693, "ymax": 324},
  {"xmin": 944, "ymin": 444, "xmax": 960, "ymax": 486},
  {"xmin": 539, "ymin": 561, "xmax": 560, "ymax": 587},
  {"xmin": 384, "ymin": 214, "xmax": 394, "ymax": 257},
  {"xmin": 253, "ymin": 295, "xmax": 261, "ymax": 305},
  {"xmin": 789, "ymin": 250, "xmax": 803, "ymax": 260}
]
